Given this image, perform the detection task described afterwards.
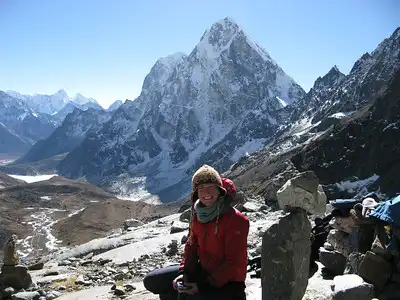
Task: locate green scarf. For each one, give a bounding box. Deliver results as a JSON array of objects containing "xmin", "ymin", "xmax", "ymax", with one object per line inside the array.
[{"xmin": 194, "ymin": 196, "xmax": 231, "ymax": 223}]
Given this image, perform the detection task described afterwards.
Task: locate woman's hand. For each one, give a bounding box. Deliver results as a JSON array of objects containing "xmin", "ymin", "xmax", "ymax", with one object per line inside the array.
[
  {"xmin": 180, "ymin": 282, "xmax": 199, "ymax": 295},
  {"xmin": 172, "ymin": 274, "xmax": 184, "ymax": 290}
]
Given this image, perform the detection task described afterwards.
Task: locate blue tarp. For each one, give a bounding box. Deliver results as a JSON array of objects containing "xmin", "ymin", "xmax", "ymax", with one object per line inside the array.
[{"xmin": 370, "ymin": 195, "xmax": 400, "ymax": 227}]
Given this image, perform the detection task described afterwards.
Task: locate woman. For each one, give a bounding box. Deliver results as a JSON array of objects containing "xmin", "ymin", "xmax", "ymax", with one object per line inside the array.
[{"xmin": 143, "ymin": 165, "xmax": 250, "ymax": 300}]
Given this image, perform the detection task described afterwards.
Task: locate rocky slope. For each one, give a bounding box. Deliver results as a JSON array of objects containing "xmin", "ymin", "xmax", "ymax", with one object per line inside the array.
[
  {"xmin": 226, "ymin": 68, "xmax": 400, "ymax": 206},
  {"xmin": 291, "ymin": 68, "xmax": 400, "ymax": 199},
  {"xmin": 269, "ymin": 27, "xmax": 400, "ymax": 157},
  {"xmin": 57, "ymin": 17, "xmax": 306, "ymax": 202}
]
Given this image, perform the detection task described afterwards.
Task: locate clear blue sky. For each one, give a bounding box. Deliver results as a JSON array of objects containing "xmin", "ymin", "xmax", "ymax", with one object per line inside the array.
[{"xmin": 0, "ymin": 0, "xmax": 399, "ymax": 108}]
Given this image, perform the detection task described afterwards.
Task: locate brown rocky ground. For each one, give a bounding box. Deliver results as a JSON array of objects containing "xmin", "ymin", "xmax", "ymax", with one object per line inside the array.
[{"xmin": 0, "ymin": 174, "xmax": 179, "ymax": 260}]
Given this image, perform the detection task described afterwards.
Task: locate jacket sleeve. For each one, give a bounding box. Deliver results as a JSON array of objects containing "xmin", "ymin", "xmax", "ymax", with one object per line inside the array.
[
  {"xmin": 178, "ymin": 218, "xmax": 199, "ymax": 279},
  {"xmin": 198, "ymin": 214, "xmax": 250, "ymax": 290}
]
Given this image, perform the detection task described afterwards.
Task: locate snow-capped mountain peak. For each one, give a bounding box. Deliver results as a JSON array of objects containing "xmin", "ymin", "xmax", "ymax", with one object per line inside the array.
[
  {"xmin": 107, "ymin": 100, "xmax": 124, "ymax": 112},
  {"xmin": 5, "ymin": 90, "xmax": 102, "ymax": 116},
  {"xmin": 72, "ymin": 93, "xmax": 98, "ymax": 105},
  {"xmin": 313, "ymin": 65, "xmax": 345, "ymax": 90},
  {"xmin": 57, "ymin": 17, "xmax": 306, "ymax": 202}
]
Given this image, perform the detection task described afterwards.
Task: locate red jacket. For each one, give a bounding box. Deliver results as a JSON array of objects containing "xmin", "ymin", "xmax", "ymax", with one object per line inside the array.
[{"xmin": 179, "ymin": 206, "xmax": 250, "ymax": 288}]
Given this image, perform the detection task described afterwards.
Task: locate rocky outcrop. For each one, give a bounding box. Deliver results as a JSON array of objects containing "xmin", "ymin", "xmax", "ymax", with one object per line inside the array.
[
  {"xmin": 261, "ymin": 210, "xmax": 311, "ymax": 300},
  {"xmin": 276, "ymin": 171, "xmax": 327, "ymax": 215}
]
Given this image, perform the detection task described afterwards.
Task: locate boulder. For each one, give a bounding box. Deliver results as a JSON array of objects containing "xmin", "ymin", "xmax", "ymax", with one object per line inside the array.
[
  {"xmin": 276, "ymin": 171, "xmax": 326, "ymax": 215},
  {"xmin": 123, "ymin": 218, "xmax": 144, "ymax": 230},
  {"xmin": 170, "ymin": 220, "xmax": 188, "ymax": 234},
  {"xmin": 11, "ymin": 291, "xmax": 40, "ymax": 300},
  {"xmin": 324, "ymin": 242, "xmax": 334, "ymax": 251},
  {"xmin": 179, "ymin": 209, "xmax": 191, "ymax": 223},
  {"xmin": 27, "ymin": 262, "xmax": 44, "ymax": 271},
  {"xmin": 261, "ymin": 209, "xmax": 311, "ymax": 300},
  {"xmin": 0, "ymin": 265, "xmax": 32, "ymax": 290},
  {"xmin": 242, "ymin": 202, "xmax": 259, "ymax": 212},
  {"xmin": 327, "ymin": 229, "xmax": 351, "ymax": 257},
  {"xmin": 344, "ymin": 252, "xmax": 364, "ymax": 275},
  {"xmin": 348, "ymin": 225, "xmax": 375, "ymax": 253},
  {"xmin": 165, "ymin": 240, "xmax": 179, "ymax": 257},
  {"xmin": 330, "ymin": 274, "xmax": 375, "ymax": 300},
  {"xmin": 358, "ymin": 251, "xmax": 392, "ymax": 290},
  {"xmin": 329, "ymin": 217, "xmax": 356, "ymax": 234},
  {"xmin": 319, "ymin": 248, "xmax": 346, "ymax": 275}
]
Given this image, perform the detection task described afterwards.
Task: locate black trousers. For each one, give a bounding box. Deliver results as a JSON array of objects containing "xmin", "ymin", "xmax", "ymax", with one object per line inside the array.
[{"xmin": 143, "ymin": 264, "xmax": 246, "ymax": 300}]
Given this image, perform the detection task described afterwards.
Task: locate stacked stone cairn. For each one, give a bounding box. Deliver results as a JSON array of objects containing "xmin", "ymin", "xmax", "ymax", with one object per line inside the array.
[
  {"xmin": 260, "ymin": 171, "xmax": 327, "ymax": 300},
  {"xmin": 0, "ymin": 234, "xmax": 38, "ymax": 299}
]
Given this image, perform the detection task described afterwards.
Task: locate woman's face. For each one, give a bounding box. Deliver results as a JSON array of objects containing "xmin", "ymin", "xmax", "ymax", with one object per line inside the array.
[{"xmin": 197, "ymin": 183, "xmax": 220, "ymax": 207}]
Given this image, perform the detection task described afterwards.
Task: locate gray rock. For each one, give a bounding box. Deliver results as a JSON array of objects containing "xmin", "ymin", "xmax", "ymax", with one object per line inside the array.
[
  {"xmin": 349, "ymin": 225, "xmax": 375, "ymax": 253},
  {"xmin": 27, "ymin": 262, "xmax": 44, "ymax": 271},
  {"xmin": 11, "ymin": 291, "xmax": 40, "ymax": 300},
  {"xmin": 331, "ymin": 274, "xmax": 375, "ymax": 300},
  {"xmin": 181, "ymin": 234, "xmax": 188, "ymax": 244},
  {"xmin": 58, "ymin": 286, "xmax": 66, "ymax": 291},
  {"xmin": 344, "ymin": 252, "xmax": 364, "ymax": 275},
  {"xmin": 179, "ymin": 209, "xmax": 191, "ymax": 223},
  {"xmin": 358, "ymin": 251, "xmax": 392, "ymax": 290},
  {"xmin": 261, "ymin": 209, "xmax": 311, "ymax": 300},
  {"xmin": 114, "ymin": 286, "xmax": 125, "ymax": 296},
  {"xmin": 0, "ymin": 265, "xmax": 32, "ymax": 290},
  {"xmin": 319, "ymin": 248, "xmax": 346, "ymax": 275},
  {"xmin": 165, "ymin": 240, "xmax": 179, "ymax": 257},
  {"xmin": 124, "ymin": 283, "xmax": 136, "ymax": 292},
  {"xmin": 170, "ymin": 220, "xmax": 188, "ymax": 234},
  {"xmin": 83, "ymin": 252, "xmax": 94, "ymax": 260},
  {"xmin": 74, "ymin": 274, "xmax": 88, "ymax": 285},
  {"xmin": 80, "ymin": 259, "xmax": 93, "ymax": 266},
  {"xmin": 58, "ymin": 260, "xmax": 71, "ymax": 266},
  {"xmin": 3, "ymin": 287, "xmax": 15, "ymax": 297},
  {"xmin": 114, "ymin": 273, "xmax": 125, "ymax": 281},
  {"xmin": 327, "ymin": 229, "xmax": 351, "ymax": 257},
  {"xmin": 276, "ymin": 171, "xmax": 326, "ymax": 215},
  {"xmin": 324, "ymin": 242, "xmax": 334, "ymax": 251},
  {"xmin": 45, "ymin": 291, "xmax": 62, "ymax": 300},
  {"xmin": 123, "ymin": 218, "xmax": 144, "ymax": 230},
  {"xmin": 242, "ymin": 202, "xmax": 259, "ymax": 212},
  {"xmin": 329, "ymin": 217, "xmax": 356, "ymax": 234},
  {"xmin": 43, "ymin": 270, "xmax": 59, "ymax": 277}
]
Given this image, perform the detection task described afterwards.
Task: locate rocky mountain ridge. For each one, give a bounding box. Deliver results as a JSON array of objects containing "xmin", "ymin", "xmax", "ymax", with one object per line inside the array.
[
  {"xmin": 6, "ymin": 89, "xmax": 103, "ymax": 116},
  {"xmin": 0, "ymin": 91, "xmax": 57, "ymax": 154},
  {"xmin": 15, "ymin": 108, "xmax": 114, "ymax": 166}
]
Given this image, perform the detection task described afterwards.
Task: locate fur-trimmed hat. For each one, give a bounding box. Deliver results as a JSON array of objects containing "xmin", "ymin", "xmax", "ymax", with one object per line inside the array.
[{"xmin": 191, "ymin": 165, "xmax": 226, "ymax": 202}]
